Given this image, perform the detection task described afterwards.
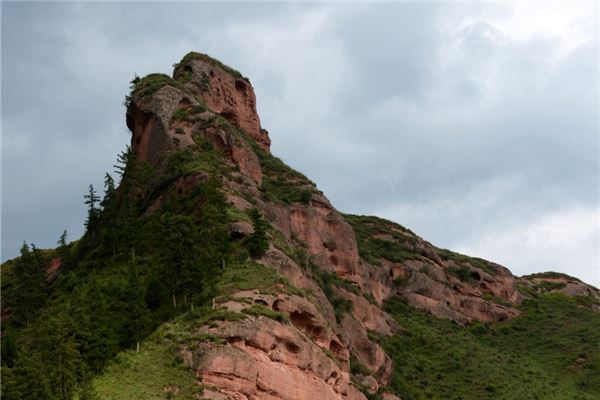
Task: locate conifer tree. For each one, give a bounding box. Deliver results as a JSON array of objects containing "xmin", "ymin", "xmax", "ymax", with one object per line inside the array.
[
  {"xmin": 114, "ymin": 145, "xmax": 134, "ymax": 179},
  {"xmin": 102, "ymin": 173, "xmax": 116, "ymax": 207},
  {"xmin": 101, "ymin": 173, "xmax": 118, "ymax": 255},
  {"xmin": 3, "ymin": 309, "xmax": 84, "ymax": 400},
  {"xmin": 159, "ymin": 213, "xmax": 201, "ymax": 310},
  {"xmin": 58, "ymin": 229, "xmax": 68, "ymax": 248},
  {"xmin": 248, "ymin": 208, "xmax": 269, "ymax": 258},
  {"xmin": 84, "ymin": 184, "xmax": 101, "ymax": 238},
  {"xmin": 125, "ymin": 262, "xmax": 150, "ymax": 351},
  {"xmin": 12, "ymin": 242, "xmax": 46, "ymax": 327}
]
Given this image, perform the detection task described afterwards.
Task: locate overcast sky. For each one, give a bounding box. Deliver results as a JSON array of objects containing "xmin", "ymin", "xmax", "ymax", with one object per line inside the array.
[{"xmin": 2, "ymin": 2, "xmax": 599, "ymax": 287}]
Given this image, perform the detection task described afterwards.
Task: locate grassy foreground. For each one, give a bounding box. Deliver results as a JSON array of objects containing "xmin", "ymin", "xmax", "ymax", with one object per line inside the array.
[
  {"xmin": 379, "ymin": 293, "xmax": 600, "ymax": 400},
  {"xmin": 92, "ymin": 327, "xmax": 200, "ymax": 399}
]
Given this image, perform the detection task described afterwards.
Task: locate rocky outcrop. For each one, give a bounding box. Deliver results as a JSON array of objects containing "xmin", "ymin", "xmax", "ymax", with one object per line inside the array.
[
  {"xmin": 123, "ymin": 52, "xmax": 599, "ymax": 400},
  {"xmin": 45, "ymin": 256, "xmax": 62, "ymax": 284},
  {"xmin": 173, "ymin": 53, "xmax": 271, "ymax": 152},
  {"xmin": 521, "ymin": 273, "xmax": 600, "ymax": 303},
  {"xmin": 127, "ymin": 71, "xmax": 264, "ymax": 186},
  {"xmin": 195, "ymin": 316, "xmax": 366, "ymax": 400}
]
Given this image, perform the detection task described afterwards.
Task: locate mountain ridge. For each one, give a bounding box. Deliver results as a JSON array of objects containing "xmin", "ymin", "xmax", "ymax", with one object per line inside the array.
[{"xmin": 1, "ymin": 52, "xmax": 599, "ymax": 400}]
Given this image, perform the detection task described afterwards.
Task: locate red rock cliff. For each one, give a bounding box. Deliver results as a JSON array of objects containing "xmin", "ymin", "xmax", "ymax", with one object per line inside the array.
[{"xmin": 125, "ymin": 52, "xmax": 599, "ymax": 400}]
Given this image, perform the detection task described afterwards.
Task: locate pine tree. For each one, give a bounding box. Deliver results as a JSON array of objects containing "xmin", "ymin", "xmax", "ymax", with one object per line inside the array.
[
  {"xmin": 58, "ymin": 229, "xmax": 68, "ymax": 248},
  {"xmin": 102, "ymin": 173, "xmax": 116, "ymax": 207},
  {"xmin": 125, "ymin": 261, "xmax": 150, "ymax": 351},
  {"xmin": 101, "ymin": 173, "xmax": 118, "ymax": 255},
  {"xmin": 159, "ymin": 213, "xmax": 201, "ymax": 310},
  {"xmin": 12, "ymin": 242, "xmax": 46, "ymax": 327},
  {"xmin": 83, "ymin": 184, "xmax": 101, "ymax": 238},
  {"xmin": 73, "ymin": 280, "xmax": 120, "ymax": 372},
  {"xmin": 248, "ymin": 208, "xmax": 269, "ymax": 258},
  {"xmin": 114, "ymin": 145, "xmax": 134, "ymax": 179},
  {"xmin": 3, "ymin": 309, "xmax": 85, "ymax": 400}
]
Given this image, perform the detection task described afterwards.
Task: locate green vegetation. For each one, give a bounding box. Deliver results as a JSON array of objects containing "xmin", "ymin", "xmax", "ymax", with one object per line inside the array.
[
  {"xmin": 242, "ymin": 304, "xmax": 289, "ymax": 323},
  {"xmin": 350, "ymin": 355, "xmax": 372, "ymax": 376},
  {"xmin": 379, "ymin": 294, "xmax": 600, "ymax": 400},
  {"xmin": 447, "ymin": 265, "xmax": 477, "ymax": 283},
  {"xmin": 92, "ymin": 306, "xmax": 250, "ymax": 398},
  {"xmin": 173, "ymin": 51, "xmax": 244, "ymax": 80},
  {"xmin": 345, "ymin": 214, "xmax": 420, "ymax": 266},
  {"xmin": 346, "ymin": 214, "xmax": 496, "ymax": 277},
  {"xmin": 247, "ymin": 208, "xmax": 269, "ymax": 258},
  {"xmin": 169, "ymin": 104, "xmax": 208, "ymax": 126},
  {"xmin": 309, "ymin": 264, "xmax": 355, "ymax": 322},
  {"xmin": 124, "ymin": 74, "xmax": 183, "ymax": 107},
  {"xmin": 244, "ymin": 132, "xmax": 315, "ymax": 205},
  {"xmin": 538, "ymin": 280, "xmax": 568, "ymax": 291},
  {"xmin": 5, "ymin": 54, "xmax": 600, "ymax": 400},
  {"xmin": 0, "ymin": 139, "xmax": 257, "ymax": 399},
  {"xmin": 525, "ymin": 271, "xmax": 580, "ymax": 280},
  {"xmin": 93, "ymin": 330, "xmax": 201, "ymax": 399},
  {"xmin": 216, "ymin": 262, "xmax": 306, "ymax": 298},
  {"xmin": 436, "ymin": 248, "xmax": 493, "ymax": 274}
]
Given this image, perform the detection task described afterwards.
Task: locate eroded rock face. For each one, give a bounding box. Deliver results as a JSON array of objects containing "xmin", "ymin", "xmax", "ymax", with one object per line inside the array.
[
  {"xmin": 45, "ymin": 256, "xmax": 62, "ymax": 284},
  {"xmin": 398, "ymin": 269, "xmax": 520, "ymax": 324},
  {"xmin": 265, "ymin": 195, "xmax": 361, "ymax": 279},
  {"xmin": 124, "ymin": 53, "xmax": 599, "ymax": 400},
  {"xmin": 196, "ymin": 317, "xmax": 366, "ymax": 400},
  {"xmin": 339, "ymin": 315, "xmax": 393, "ymax": 384},
  {"xmin": 525, "ymin": 276, "xmax": 600, "ymax": 302},
  {"xmin": 127, "ymin": 85, "xmax": 189, "ymax": 165},
  {"xmin": 174, "ymin": 57, "xmax": 271, "ymax": 152},
  {"xmin": 127, "ymin": 84, "xmax": 263, "ymax": 185}
]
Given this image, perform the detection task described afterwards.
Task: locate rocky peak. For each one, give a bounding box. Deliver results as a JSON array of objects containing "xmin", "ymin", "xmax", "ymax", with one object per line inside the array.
[
  {"xmin": 117, "ymin": 52, "xmax": 600, "ymax": 400},
  {"xmin": 125, "ymin": 54, "xmax": 268, "ymax": 184},
  {"xmin": 173, "ymin": 52, "xmax": 271, "ymax": 152}
]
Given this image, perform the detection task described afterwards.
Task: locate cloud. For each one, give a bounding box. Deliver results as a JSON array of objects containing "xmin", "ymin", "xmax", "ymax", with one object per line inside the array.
[
  {"xmin": 456, "ymin": 205, "xmax": 600, "ymax": 288},
  {"xmin": 2, "ymin": 3, "xmax": 598, "ymax": 287}
]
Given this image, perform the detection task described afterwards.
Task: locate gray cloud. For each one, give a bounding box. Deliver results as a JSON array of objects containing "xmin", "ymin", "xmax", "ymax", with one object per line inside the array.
[{"xmin": 2, "ymin": 3, "xmax": 598, "ymax": 286}]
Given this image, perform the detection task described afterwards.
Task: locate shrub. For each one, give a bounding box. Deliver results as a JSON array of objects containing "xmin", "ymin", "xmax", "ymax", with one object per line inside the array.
[{"xmin": 242, "ymin": 304, "xmax": 288, "ymax": 323}]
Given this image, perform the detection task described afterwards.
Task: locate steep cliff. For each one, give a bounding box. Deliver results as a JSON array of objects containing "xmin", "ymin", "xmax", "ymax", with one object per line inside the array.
[
  {"xmin": 118, "ymin": 52, "xmax": 599, "ymax": 399},
  {"xmin": 2, "ymin": 52, "xmax": 599, "ymax": 400}
]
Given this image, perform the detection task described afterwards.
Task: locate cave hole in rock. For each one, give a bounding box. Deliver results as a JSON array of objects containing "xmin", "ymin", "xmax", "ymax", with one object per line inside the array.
[
  {"xmin": 289, "ymin": 311, "xmax": 325, "ymax": 340},
  {"xmin": 178, "ymin": 97, "xmax": 192, "ymax": 108},
  {"xmin": 226, "ymin": 336, "xmax": 243, "ymax": 345},
  {"xmin": 329, "ymin": 340, "xmax": 344, "ymax": 358},
  {"xmin": 220, "ymin": 111, "xmax": 238, "ymax": 126},
  {"xmin": 235, "ymin": 79, "xmax": 247, "ymax": 94},
  {"xmin": 284, "ymin": 340, "xmax": 301, "ymax": 354},
  {"xmin": 470, "ymin": 271, "xmax": 481, "ymax": 281},
  {"xmin": 181, "ymin": 65, "xmax": 193, "ymax": 77}
]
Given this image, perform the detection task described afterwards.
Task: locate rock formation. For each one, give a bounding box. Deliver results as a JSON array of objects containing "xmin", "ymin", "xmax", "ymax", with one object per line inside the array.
[{"xmin": 118, "ymin": 52, "xmax": 600, "ymax": 400}]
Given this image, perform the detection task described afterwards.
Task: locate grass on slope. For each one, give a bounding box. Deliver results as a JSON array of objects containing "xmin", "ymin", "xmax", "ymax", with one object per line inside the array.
[
  {"xmin": 344, "ymin": 214, "xmax": 420, "ymax": 266},
  {"xmin": 379, "ymin": 293, "xmax": 600, "ymax": 400},
  {"xmin": 93, "ymin": 334, "xmax": 200, "ymax": 399}
]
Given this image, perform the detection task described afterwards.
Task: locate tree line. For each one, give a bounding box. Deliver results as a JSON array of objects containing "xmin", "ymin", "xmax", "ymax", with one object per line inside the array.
[{"xmin": 1, "ymin": 145, "xmax": 269, "ymax": 399}]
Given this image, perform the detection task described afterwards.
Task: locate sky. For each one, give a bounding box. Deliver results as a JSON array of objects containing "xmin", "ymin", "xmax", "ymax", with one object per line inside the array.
[{"xmin": 2, "ymin": 2, "xmax": 599, "ymax": 287}]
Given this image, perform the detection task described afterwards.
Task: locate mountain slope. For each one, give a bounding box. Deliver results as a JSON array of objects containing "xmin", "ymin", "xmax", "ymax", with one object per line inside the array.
[{"xmin": 1, "ymin": 52, "xmax": 599, "ymax": 400}]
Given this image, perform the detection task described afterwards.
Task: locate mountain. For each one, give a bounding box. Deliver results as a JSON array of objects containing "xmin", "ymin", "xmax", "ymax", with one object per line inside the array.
[{"xmin": 2, "ymin": 52, "xmax": 599, "ymax": 400}]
